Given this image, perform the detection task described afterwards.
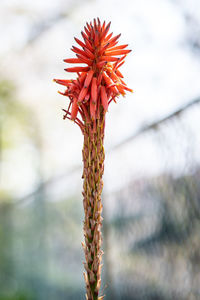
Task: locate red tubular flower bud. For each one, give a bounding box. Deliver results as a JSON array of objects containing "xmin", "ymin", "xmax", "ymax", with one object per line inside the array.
[
  {"xmin": 64, "ymin": 58, "xmax": 83, "ymax": 64},
  {"xmin": 71, "ymin": 97, "xmax": 78, "ymax": 120},
  {"xmin": 91, "ymin": 77, "xmax": 97, "ymax": 104},
  {"xmin": 96, "ymin": 61, "xmax": 107, "ymax": 68},
  {"xmin": 81, "ymin": 30, "xmax": 88, "ymax": 42},
  {"xmin": 98, "ymin": 42, "xmax": 110, "ymax": 55},
  {"xmin": 100, "ymin": 21, "xmax": 111, "ymax": 41},
  {"xmin": 108, "ymin": 44, "xmax": 128, "ymax": 51},
  {"xmin": 102, "ymin": 20, "xmax": 106, "ymax": 31},
  {"xmin": 105, "ymin": 49, "xmax": 132, "ymax": 56},
  {"xmin": 78, "ymin": 72, "xmax": 87, "ymax": 84},
  {"xmin": 83, "ymin": 47, "xmax": 95, "ymax": 59},
  {"xmin": 100, "ymin": 86, "xmax": 108, "ymax": 111},
  {"xmin": 71, "ymin": 46, "xmax": 88, "ymax": 57},
  {"xmin": 102, "ymin": 71, "xmax": 112, "ymax": 86},
  {"xmin": 78, "ymin": 86, "xmax": 88, "ymax": 103},
  {"xmin": 84, "ymin": 26, "xmax": 90, "ymax": 37},
  {"xmin": 90, "ymin": 99, "xmax": 96, "ymax": 121},
  {"xmin": 86, "ymin": 22, "xmax": 91, "ymax": 31},
  {"xmin": 106, "ymin": 69, "xmax": 119, "ymax": 82},
  {"xmin": 74, "ymin": 37, "xmax": 86, "ymax": 48},
  {"xmin": 84, "ymin": 38, "xmax": 94, "ymax": 52},
  {"xmin": 107, "ymin": 33, "xmax": 121, "ymax": 46},
  {"xmin": 104, "ymin": 32, "xmax": 113, "ymax": 43},
  {"xmin": 97, "ymin": 17, "xmax": 101, "ymax": 31},
  {"xmin": 53, "ymin": 79, "xmax": 71, "ymax": 86},
  {"xmin": 120, "ymin": 84, "xmax": 133, "ymax": 92},
  {"xmin": 76, "ymin": 54, "xmax": 93, "ymax": 65},
  {"xmin": 84, "ymin": 69, "xmax": 94, "ymax": 88},
  {"xmin": 100, "ymin": 56, "xmax": 119, "ymax": 62},
  {"xmin": 94, "ymin": 30, "xmax": 99, "ymax": 47},
  {"xmin": 65, "ymin": 66, "xmax": 90, "ymax": 73},
  {"xmin": 115, "ymin": 69, "xmax": 124, "ymax": 78},
  {"xmin": 115, "ymin": 60, "xmax": 125, "ymax": 70}
]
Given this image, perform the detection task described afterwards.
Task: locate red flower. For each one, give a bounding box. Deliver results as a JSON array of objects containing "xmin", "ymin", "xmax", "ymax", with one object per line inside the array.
[{"xmin": 54, "ymin": 18, "xmax": 132, "ymax": 130}]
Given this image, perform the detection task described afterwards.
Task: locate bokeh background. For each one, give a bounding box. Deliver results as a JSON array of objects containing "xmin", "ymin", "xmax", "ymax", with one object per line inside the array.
[{"xmin": 1, "ymin": 0, "xmax": 200, "ymax": 299}]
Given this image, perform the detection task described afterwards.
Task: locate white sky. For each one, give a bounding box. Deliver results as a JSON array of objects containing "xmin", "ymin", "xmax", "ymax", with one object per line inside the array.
[{"xmin": 0, "ymin": 0, "xmax": 200, "ymax": 197}]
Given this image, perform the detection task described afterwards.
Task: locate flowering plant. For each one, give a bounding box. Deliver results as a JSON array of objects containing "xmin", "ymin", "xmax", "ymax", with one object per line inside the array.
[{"xmin": 54, "ymin": 18, "xmax": 132, "ymax": 300}]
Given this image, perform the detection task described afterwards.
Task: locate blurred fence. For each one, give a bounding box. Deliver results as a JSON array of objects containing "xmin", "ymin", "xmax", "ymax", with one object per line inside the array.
[{"xmin": 1, "ymin": 98, "xmax": 200, "ymax": 300}]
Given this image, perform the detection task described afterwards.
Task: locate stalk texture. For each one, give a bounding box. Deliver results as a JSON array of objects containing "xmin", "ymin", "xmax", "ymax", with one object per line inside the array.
[{"xmin": 82, "ymin": 118, "xmax": 105, "ymax": 299}]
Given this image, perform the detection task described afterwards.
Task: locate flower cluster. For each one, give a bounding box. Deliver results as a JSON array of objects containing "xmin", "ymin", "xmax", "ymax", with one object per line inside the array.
[{"xmin": 54, "ymin": 18, "xmax": 132, "ymax": 131}]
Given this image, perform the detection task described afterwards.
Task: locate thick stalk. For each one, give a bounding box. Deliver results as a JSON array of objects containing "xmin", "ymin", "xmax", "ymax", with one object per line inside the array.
[{"xmin": 82, "ymin": 115, "xmax": 105, "ymax": 300}]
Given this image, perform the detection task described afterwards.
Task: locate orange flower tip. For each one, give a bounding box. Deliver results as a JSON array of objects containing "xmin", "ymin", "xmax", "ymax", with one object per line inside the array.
[
  {"xmin": 107, "ymin": 21, "xmax": 111, "ymax": 29},
  {"xmin": 58, "ymin": 90, "xmax": 67, "ymax": 96},
  {"xmin": 123, "ymin": 86, "xmax": 133, "ymax": 93}
]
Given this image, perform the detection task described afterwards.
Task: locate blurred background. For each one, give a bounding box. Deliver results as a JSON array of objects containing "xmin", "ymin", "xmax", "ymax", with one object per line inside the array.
[{"xmin": 0, "ymin": 0, "xmax": 200, "ymax": 299}]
